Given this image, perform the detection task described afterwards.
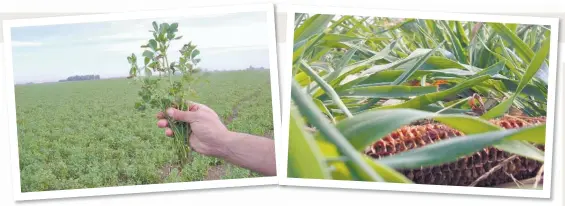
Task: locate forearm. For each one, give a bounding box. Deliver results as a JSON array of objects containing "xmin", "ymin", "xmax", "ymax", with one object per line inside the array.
[{"xmin": 219, "ymin": 131, "xmax": 277, "ymax": 176}]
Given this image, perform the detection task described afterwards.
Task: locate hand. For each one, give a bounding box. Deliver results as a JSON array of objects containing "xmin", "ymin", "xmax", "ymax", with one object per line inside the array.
[
  {"xmin": 156, "ymin": 102, "xmax": 231, "ymax": 158},
  {"xmin": 156, "ymin": 102, "xmax": 277, "ymax": 176}
]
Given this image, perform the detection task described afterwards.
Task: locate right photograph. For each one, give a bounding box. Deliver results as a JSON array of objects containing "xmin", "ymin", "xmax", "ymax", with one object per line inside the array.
[{"xmin": 280, "ymin": 5, "xmax": 560, "ymax": 198}]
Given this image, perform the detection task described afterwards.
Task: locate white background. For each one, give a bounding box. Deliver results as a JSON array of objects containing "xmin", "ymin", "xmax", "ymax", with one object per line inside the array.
[{"xmin": 1, "ymin": 0, "xmax": 564, "ymax": 205}]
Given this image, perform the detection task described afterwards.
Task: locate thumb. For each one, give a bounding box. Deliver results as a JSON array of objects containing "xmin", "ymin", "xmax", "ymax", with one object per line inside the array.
[{"xmin": 166, "ymin": 108, "xmax": 198, "ymax": 123}]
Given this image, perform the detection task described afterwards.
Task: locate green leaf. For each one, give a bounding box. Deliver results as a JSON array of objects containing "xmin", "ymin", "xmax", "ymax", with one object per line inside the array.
[
  {"xmin": 470, "ymin": 61, "xmax": 506, "ymax": 78},
  {"xmin": 294, "ymin": 14, "xmax": 334, "ymax": 43},
  {"xmin": 481, "ymin": 32, "xmax": 551, "ymax": 119},
  {"xmin": 160, "ymin": 23, "xmax": 170, "ymax": 34},
  {"xmin": 316, "ymin": 140, "xmax": 352, "ymax": 180},
  {"xmin": 294, "ymin": 71, "xmax": 312, "ymax": 86},
  {"xmin": 377, "ymin": 124, "xmax": 545, "ymax": 169},
  {"xmin": 340, "ymin": 40, "xmax": 398, "ymax": 77},
  {"xmin": 293, "ymin": 33, "xmax": 325, "ymax": 65},
  {"xmin": 317, "ymin": 140, "xmax": 412, "ymax": 183},
  {"xmin": 299, "ymin": 59, "xmax": 353, "ymax": 117},
  {"xmin": 392, "ymin": 41, "xmax": 444, "ymax": 85},
  {"xmin": 335, "ymin": 41, "xmax": 362, "ymax": 71},
  {"xmin": 167, "ymin": 32, "xmax": 175, "ymax": 40},
  {"xmin": 515, "ymin": 32, "xmax": 551, "ymax": 93},
  {"xmin": 338, "ymin": 85, "xmax": 438, "ymax": 98},
  {"xmin": 152, "ymin": 21, "xmax": 158, "ymax": 31},
  {"xmin": 142, "ymin": 50, "xmax": 154, "ymax": 60},
  {"xmin": 291, "ymin": 80, "xmax": 383, "ymax": 181},
  {"xmin": 496, "ymin": 78, "xmax": 546, "ymax": 100},
  {"xmin": 287, "ymin": 107, "xmax": 331, "ymax": 179},
  {"xmin": 423, "ymin": 56, "xmax": 466, "ymax": 70},
  {"xmin": 495, "ymin": 139, "xmax": 544, "ymax": 162},
  {"xmin": 144, "ymin": 67, "xmax": 152, "ymax": 77},
  {"xmin": 313, "ymin": 98, "xmax": 335, "ymax": 124},
  {"xmin": 134, "ymin": 102, "xmax": 146, "ymax": 111},
  {"xmin": 309, "ymin": 40, "xmax": 399, "ymax": 98},
  {"xmin": 129, "ymin": 65, "xmax": 137, "ymax": 77},
  {"xmin": 362, "ymin": 156, "xmax": 413, "ymax": 183},
  {"xmin": 191, "ymin": 49, "xmax": 201, "ymax": 59},
  {"xmin": 144, "ymin": 57, "xmax": 150, "ymax": 66},
  {"xmin": 455, "ymin": 21, "xmax": 470, "ymax": 46},
  {"xmin": 318, "ymin": 33, "xmax": 389, "ymax": 48},
  {"xmin": 337, "ymin": 70, "xmax": 431, "ymax": 91},
  {"xmin": 148, "ymin": 40, "xmax": 158, "ymax": 51},
  {"xmin": 489, "ymin": 23, "xmax": 534, "ymax": 63},
  {"xmin": 375, "ymin": 75, "xmax": 490, "ymax": 110},
  {"xmin": 169, "ymin": 23, "xmax": 179, "ymax": 32},
  {"xmin": 439, "ymin": 21, "xmax": 467, "ymax": 64}
]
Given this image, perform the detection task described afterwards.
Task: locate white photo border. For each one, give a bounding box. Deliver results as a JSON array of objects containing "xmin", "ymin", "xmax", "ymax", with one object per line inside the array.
[
  {"xmin": 2, "ymin": 3, "xmax": 281, "ymax": 201},
  {"xmin": 278, "ymin": 4, "xmax": 560, "ymax": 199}
]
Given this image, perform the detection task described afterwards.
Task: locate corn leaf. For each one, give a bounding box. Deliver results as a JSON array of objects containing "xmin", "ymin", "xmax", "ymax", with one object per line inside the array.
[
  {"xmin": 291, "ymin": 80, "xmax": 384, "ymax": 181},
  {"xmin": 287, "ymin": 107, "xmax": 331, "ymax": 179},
  {"xmin": 481, "ymin": 31, "xmax": 551, "ymax": 119}
]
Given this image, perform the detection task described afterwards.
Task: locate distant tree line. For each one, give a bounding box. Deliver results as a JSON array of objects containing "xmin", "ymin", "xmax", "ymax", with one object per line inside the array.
[
  {"xmin": 246, "ymin": 65, "xmax": 267, "ymax": 70},
  {"xmin": 59, "ymin": 75, "xmax": 100, "ymax": 82}
]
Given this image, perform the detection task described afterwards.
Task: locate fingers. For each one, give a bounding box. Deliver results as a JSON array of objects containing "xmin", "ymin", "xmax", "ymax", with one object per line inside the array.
[
  {"xmin": 157, "ymin": 105, "xmax": 198, "ymax": 137},
  {"xmin": 157, "ymin": 119, "xmax": 168, "ymax": 128},
  {"xmin": 165, "ymin": 128, "xmax": 173, "ymax": 136},
  {"xmin": 166, "ymin": 108, "xmax": 198, "ymax": 123},
  {"xmin": 156, "ymin": 112, "xmax": 165, "ymax": 119}
]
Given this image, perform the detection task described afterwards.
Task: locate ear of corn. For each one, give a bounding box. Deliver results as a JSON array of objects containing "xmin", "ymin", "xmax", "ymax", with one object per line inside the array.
[{"xmin": 364, "ymin": 116, "xmax": 545, "ymax": 187}]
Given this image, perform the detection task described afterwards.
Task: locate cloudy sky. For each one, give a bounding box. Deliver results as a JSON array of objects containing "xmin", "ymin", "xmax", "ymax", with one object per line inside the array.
[{"xmin": 10, "ymin": 11, "xmax": 270, "ymax": 84}]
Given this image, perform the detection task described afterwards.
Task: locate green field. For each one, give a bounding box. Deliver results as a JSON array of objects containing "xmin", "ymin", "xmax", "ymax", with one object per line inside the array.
[{"xmin": 15, "ymin": 69, "xmax": 274, "ymax": 192}]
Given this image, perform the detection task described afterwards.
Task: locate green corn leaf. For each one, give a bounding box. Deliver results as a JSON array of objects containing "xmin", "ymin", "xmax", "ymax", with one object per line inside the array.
[
  {"xmin": 317, "ymin": 139, "xmax": 412, "ymax": 183},
  {"xmin": 374, "ymin": 75, "xmax": 490, "ymax": 110},
  {"xmin": 338, "ymin": 85, "xmax": 438, "ymax": 98},
  {"xmin": 294, "ymin": 14, "xmax": 334, "ymax": 43},
  {"xmin": 291, "ymin": 80, "xmax": 384, "ymax": 181},
  {"xmin": 392, "ymin": 41, "xmax": 445, "ymax": 85},
  {"xmin": 299, "ymin": 59, "xmax": 353, "ymax": 117},
  {"xmin": 313, "ymin": 98, "xmax": 335, "ymax": 124},
  {"xmin": 481, "ymin": 31, "xmax": 551, "ymax": 119},
  {"xmin": 489, "ymin": 23, "xmax": 535, "ymax": 63},
  {"xmin": 287, "ymin": 107, "xmax": 331, "ymax": 179}
]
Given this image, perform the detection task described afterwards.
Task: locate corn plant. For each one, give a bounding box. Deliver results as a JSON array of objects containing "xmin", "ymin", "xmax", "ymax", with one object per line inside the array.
[
  {"xmin": 288, "ymin": 14, "xmax": 551, "ymax": 189},
  {"xmin": 127, "ymin": 21, "xmax": 205, "ymax": 165}
]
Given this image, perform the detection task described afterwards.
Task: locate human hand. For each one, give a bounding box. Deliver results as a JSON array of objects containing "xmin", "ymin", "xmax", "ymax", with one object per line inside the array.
[
  {"xmin": 157, "ymin": 102, "xmax": 276, "ymax": 176},
  {"xmin": 156, "ymin": 102, "xmax": 231, "ymax": 158}
]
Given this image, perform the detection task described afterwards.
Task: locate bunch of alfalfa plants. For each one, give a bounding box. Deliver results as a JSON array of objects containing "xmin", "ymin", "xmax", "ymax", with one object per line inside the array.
[
  {"xmin": 288, "ymin": 14, "xmax": 550, "ymax": 189},
  {"xmin": 126, "ymin": 21, "xmax": 206, "ymax": 165}
]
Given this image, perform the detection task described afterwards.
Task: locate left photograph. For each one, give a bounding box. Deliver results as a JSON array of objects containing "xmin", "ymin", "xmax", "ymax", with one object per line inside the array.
[{"xmin": 2, "ymin": 4, "xmax": 280, "ymax": 201}]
